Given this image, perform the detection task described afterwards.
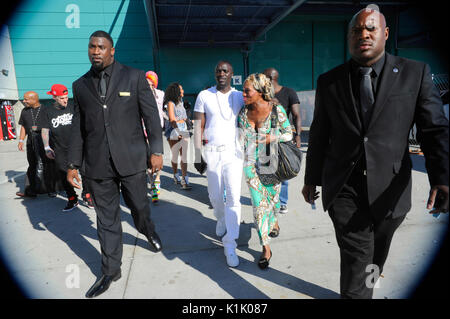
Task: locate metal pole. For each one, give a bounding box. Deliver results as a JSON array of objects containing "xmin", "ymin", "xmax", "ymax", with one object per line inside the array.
[{"xmin": 253, "ymin": 0, "xmax": 308, "ymax": 41}]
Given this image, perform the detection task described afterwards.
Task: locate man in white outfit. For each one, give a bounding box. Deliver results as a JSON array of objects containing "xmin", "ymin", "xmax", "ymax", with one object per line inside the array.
[{"xmin": 194, "ymin": 61, "xmax": 244, "ymax": 267}]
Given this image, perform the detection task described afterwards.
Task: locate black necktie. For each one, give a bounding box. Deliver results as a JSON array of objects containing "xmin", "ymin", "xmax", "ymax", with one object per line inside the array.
[
  {"xmin": 359, "ymin": 67, "xmax": 374, "ymax": 129},
  {"xmin": 99, "ymin": 71, "xmax": 107, "ymax": 100}
]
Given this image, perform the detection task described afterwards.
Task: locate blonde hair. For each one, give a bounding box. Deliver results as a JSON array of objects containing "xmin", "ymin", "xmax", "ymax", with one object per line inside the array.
[{"xmin": 245, "ymin": 73, "xmax": 274, "ymax": 101}]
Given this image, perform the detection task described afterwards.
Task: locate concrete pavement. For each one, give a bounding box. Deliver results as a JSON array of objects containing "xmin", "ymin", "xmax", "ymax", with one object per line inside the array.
[{"xmin": 0, "ymin": 136, "xmax": 448, "ymax": 300}]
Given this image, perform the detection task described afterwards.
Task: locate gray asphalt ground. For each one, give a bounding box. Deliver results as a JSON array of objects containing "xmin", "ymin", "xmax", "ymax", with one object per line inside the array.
[{"xmin": 0, "ymin": 113, "xmax": 448, "ymax": 299}]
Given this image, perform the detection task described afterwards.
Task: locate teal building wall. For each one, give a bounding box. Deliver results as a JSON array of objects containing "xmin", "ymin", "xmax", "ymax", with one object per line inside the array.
[
  {"xmin": 249, "ymin": 15, "xmax": 349, "ymax": 91},
  {"xmin": 7, "ymin": 0, "xmax": 154, "ymax": 99},
  {"xmin": 6, "ymin": 1, "xmax": 447, "ymax": 100},
  {"xmin": 394, "ymin": 7, "xmax": 448, "ymax": 73},
  {"xmin": 158, "ymin": 47, "xmax": 244, "ymax": 97}
]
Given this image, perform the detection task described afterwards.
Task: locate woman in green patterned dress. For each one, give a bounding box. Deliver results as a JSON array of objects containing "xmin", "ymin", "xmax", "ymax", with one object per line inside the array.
[{"xmin": 238, "ymin": 73, "xmax": 293, "ymax": 269}]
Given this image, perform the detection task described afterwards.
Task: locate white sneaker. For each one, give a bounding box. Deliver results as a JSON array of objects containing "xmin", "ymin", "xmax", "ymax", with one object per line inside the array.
[
  {"xmin": 180, "ymin": 176, "xmax": 192, "ymax": 190},
  {"xmin": 279, "ymin": 205, "xmax": 288, "ymax": 214},
  {"xmin": 216, "ymin": 218, "xmax": 226, "ymax": 237},
  {"xmin": 224, "ymin": 248, "xmax": 239, "ymax": 268},
  {"xmin": 173, "ymin": 173, "xmax": 181, "ymax": 184}
]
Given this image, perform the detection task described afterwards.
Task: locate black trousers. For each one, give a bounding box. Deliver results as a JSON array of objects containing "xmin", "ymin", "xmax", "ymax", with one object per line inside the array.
[
  {"xmin": 85, "ymin": 169, "xmax": 156, "ymax": 276},
  {"xmin": 81, "ymin": 175, "xmax": 90, "ymax": 197},
  {"xmin": 328, "ymin": 171, "xmax": 406, "ymax": 299},
  {"xmin": 56, "ymin": 169, "xmax": 77, "ymax": 199},
  {"xmin": 25, "ymin": 142, "xmax": 54, "ymax": 194}
]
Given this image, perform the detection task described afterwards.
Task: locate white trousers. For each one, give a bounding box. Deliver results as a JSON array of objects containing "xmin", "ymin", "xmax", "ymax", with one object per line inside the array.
[{"xmin": 204, "ymin": 145, "xmax": 243, "ymax": 251}]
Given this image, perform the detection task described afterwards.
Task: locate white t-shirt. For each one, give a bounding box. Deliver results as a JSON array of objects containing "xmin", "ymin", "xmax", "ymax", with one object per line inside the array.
[
  {"xmin": 152, "ymin": 87, "xmax": 165, "ymax": 128},
  {"xmin": 194, "ymin": 86, "xmax": 244, "ymax": 146}
]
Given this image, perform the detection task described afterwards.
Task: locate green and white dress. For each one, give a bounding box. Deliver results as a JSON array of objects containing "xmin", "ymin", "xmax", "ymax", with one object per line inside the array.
[{"xmin": 238, "ymin": 104, "xmax": 293, "ymax": 246}]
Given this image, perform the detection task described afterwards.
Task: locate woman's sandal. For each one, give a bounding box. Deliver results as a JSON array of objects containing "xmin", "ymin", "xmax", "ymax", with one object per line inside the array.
[
  {"xmin": 269, "ymin": 226, "xmax": 280, "ymax": 238},
  {"xmin": 258, "ymin": 251, "xmax": 273, "ymax": 270}
]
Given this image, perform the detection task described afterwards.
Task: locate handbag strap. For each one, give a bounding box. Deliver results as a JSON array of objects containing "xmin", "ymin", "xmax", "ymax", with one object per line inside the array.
[
  {"xmin": 270, "ymin": 103, "xmax": 278, "ymax": 129},
  {"xmin": 266, "ymin": 104, "xmax": 279, "ymax": 156}
]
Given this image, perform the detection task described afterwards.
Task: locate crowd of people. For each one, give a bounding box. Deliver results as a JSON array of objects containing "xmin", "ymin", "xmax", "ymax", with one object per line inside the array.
[
  {"xmin": 16, "ymin": 85, "xmax": 93, "ymax": 210},
  {"xmin": 14, "ymin": 7, "xmax": 448, "ymax": 299}
]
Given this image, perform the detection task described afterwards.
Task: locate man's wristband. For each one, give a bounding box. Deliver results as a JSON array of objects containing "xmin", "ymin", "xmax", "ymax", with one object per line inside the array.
[
  {"xmin": 67, "ymin": 163, "xmax": 78, "ymax": 170},
  {"xmin": 152, "ymin": 152, "xmax": 163, "ymax": 156},
  {"xmin": 44, "ymin": 146, "xmax": 52, "ymax": 151},
  {"xmin": 19, "ymin": 139, "xmax": 24, "ymax": 143}
]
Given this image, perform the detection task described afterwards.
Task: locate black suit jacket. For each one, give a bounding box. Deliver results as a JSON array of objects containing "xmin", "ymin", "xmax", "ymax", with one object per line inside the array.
[
  {"xmin": 305, "ymin": 53, "xmax": 449, "ymax": 219},
  {"xmin": 70, "ymin": 61, "xmax": 163, "ymax": 179}
]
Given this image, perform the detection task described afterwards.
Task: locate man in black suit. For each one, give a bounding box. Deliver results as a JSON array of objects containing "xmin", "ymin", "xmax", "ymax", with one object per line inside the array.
[
  {"xmin": 302, "ymin": 8, "xmax": 448, "ymax": 299},
  {"xmin": 67, "ymin": 30, "xmax": 164, "ymax": 298}
]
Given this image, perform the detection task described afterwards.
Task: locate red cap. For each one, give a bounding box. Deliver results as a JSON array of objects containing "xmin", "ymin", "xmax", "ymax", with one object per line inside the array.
[{"xmin": 47, "ymin": 84, "xmax": 68, "ymax": 96}]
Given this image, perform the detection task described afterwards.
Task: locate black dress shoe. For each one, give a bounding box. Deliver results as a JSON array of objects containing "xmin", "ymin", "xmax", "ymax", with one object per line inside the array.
[
  {"xmin": 147, "ymin": 233, "xmax": 162, "ymax": 252},
  {"xmin": 258, "ymin": 251, "xmax": 273, "ymax": 270},
  {"xmin": 269, "ymin": 226, "xmax": 280, "ymax": 238},
  {"xmin": 85, "ymin": 270, "xmax": 121, "ymax": 298}
]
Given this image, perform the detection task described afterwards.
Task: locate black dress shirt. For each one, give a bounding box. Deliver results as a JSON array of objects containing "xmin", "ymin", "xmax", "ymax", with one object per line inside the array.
[
  {"xmin": 89, "ymin": 61, "xmax": 116, "ymax": 176},
  {"xmin": 91, "ymin": 61, "xmax": 115, "ymax": 97},
  {"xmin": 349, "ymin": 53, "xmax": 386, "ymax": 175},
  {"xmin": 350, "ymin": 53, "xmax": 386, "ymax": 128}
]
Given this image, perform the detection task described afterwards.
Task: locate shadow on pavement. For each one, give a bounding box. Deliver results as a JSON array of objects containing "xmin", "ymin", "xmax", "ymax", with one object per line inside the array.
[
  {"xmin": 146, "ymin": 198, "xmax": 338, "ymax": 299},
  {"xmin": 14, "ymin": 169, "xmax": 339, "ymax": 298},
  {"xmin": 410, "ymin": 153, "xmax": 427, "ymax": 174},
  {"xmin": 17, "ymin": 184, "xmax": 147, "ymax": 279},
  {"xmin": 154, "ymin": 165, "xmax": 252, "ymax": 207},
  {"xmin": 5, "ymin": 169, "xmax": 25, "ymax": 184}
]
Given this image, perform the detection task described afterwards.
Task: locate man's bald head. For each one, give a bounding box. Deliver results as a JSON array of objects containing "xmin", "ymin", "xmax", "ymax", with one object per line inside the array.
[
  {"xmin": 263, "ymin": 68, "xmax": 279, "ymax": 83},
  {"xmin": 215, "ymin": 60, "xmax": 234, "ymax": 90},
  {"xmin": 348, "ymin": 7, "xmax": 387, "ymax": 32},
  {"xmin": 347, "ymin": 7, "xmax": 389, "ymax": 66},
  {"xmin": 23, "ymin": 91, "xmax": 40, "ymax": 108},
  {"xmin": 215, "ymin": 60, "xmax": 233, "ymax": 73}
]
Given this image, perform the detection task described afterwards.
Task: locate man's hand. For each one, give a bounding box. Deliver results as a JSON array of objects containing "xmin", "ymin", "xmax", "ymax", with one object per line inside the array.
[
  {"xmin": 67, "ymin": 169, "xmax": 81, "ymax": 189},
  {"xmin": 45, "ymin": 147, "xmax": 56, "ymax": 159},
  {"xmin": 18, "ymin": 141, "xmax": 24, "ymax": 151},
  {"xmin": 302, "ymin": 185, "xmax": 320, "ymax": 205},
  {"xmin": 149, "ymin": 154, "xmax": 163, "ymax": 175},
  {"xmin": 427, "ymin": 185, "xmax": 449, "ymax": 214},
  {"xmin": 295, "ymin": 135, "xmax": 301, "ymax": 148}
]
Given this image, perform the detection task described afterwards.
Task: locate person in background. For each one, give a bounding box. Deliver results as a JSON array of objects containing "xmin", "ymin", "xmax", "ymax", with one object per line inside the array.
[
  {"xmin": 41, "ymin": 84, "xmax": 94, "ymax": 211},
  {"xmin": 238, "ymin": 73, "xmax": 293, "ymax": 269},
  {"xmin": 263, "ymin": 68, "xmax": 302, "ymax": 215},
  {"xmin": 146, "ymin": 71, "xmax": 165, "ymax": 202},
  {"xmin": 16, "ymin": 91, "xmax": 56, "ymax": 198},
  {"xmin": 193, "ymin": 60, "xmax": 244, "ymax": 267},
  {"xmin": 164, "ymin": 82, "xmax": 192, "ymax": 190}
]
